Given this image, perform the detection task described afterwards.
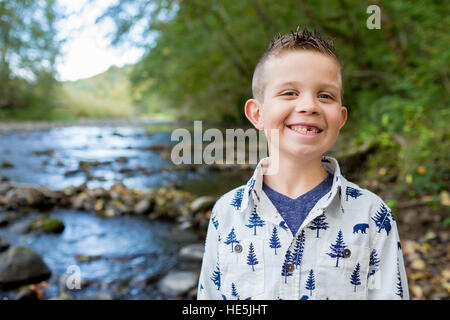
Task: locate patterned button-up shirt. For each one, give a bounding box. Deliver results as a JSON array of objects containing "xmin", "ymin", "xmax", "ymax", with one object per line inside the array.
[{"xmin": 197, "ymin": 156, "xmax": 409, "ymax": 300}]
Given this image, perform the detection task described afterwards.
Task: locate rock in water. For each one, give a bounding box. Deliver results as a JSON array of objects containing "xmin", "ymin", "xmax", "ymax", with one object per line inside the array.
[
  {"xmin": 178, "ymin": 243, "xmax": 204, "ymax": 263},
  {"xmin": 159, "ymin": 271, "xmax": 199, "ymax": 297},
  {"xmin": 190, "ymin": 196, "xmax": 216, "ymax": 214},
  {"xmin": 28, "ymin": 217, "xmax": 65, "ymax": 234},
  {"xmin": 0, "ymin": 237, "xmax": 9, "ymax": 252},
  {"xmin": 0, "ymin": 246, "xmax": 51, "ymax": 289}
]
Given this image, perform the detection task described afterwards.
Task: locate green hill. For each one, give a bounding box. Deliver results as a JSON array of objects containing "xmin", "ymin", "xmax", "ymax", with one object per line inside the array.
[
  {"xmin": 61, "ymin": 64, "xmax": 135, "ymax": 118},
  {"xmin": 60, "ymin": 64, "xmax": 171, "ymax": 120}
]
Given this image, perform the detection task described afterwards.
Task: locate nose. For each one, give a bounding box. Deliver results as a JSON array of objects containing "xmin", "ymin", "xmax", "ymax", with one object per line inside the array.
[{"xmin": 294, "ymin": 93, "xmax": 320, "ymax": 114}]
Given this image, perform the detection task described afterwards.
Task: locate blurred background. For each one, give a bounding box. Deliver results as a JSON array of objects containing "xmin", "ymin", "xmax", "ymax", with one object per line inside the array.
[{"xmin": 0, "ymin": 0, "xmax": 448, "ymax": 300}]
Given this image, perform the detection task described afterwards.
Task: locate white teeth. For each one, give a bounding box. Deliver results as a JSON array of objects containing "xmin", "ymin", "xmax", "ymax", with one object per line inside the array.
[{"xmin": 289, "ymin": 125, "xmax": 320, "ymax": 134}]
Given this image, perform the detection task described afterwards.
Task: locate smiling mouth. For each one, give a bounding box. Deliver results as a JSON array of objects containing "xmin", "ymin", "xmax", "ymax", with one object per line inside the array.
[{"xmin": 286, "ymin": 124, "xmax": 323, "ymax": 135}]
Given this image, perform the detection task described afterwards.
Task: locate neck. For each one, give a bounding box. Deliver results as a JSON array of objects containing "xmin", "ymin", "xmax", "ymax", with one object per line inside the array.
[{"xmin": 263, "ymin": 154, "xmax": 328, "ymax": 199}]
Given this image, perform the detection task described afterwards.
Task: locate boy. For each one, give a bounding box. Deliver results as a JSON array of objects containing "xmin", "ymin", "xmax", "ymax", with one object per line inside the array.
[{"xmin": 197, "ymin": 27, "xmax": 409, "ymax": 300}]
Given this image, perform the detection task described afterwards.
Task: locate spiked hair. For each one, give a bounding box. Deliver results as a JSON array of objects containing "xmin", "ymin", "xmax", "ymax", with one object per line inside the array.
[{"xmin": 252, "ymin": 27, "xmax": 343, "ymax": 104}]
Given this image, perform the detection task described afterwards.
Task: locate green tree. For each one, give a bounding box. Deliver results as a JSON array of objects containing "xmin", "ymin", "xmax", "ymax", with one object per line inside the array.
[
  {"xmin": 100, "ymin": 0, "xmax": 449, "ymax": 199},
  {"xmin": 0, "ymin": 0, "xmax": 63, "ymax": 117}
]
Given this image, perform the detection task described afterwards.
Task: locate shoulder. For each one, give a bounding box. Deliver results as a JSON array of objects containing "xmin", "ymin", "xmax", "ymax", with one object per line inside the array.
[
  {"xmin": 343, "ymin": 179, "xmax": 391, "ymax": 213},
  {"xmin": 212, "ymin": 184, "xmax": 247, "ymax": 215}
]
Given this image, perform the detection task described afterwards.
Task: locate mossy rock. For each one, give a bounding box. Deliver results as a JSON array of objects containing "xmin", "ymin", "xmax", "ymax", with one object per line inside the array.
[{"xmin": 29, "ymin": 217, "xmax": 65, "ymax": 234}]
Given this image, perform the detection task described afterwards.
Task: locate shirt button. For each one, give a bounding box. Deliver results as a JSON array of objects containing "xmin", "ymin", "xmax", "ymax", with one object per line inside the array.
[
  {"xmin": 342, "ymin": 248, "xmax": 351, "ymax": 258},
  {"xmin": 234, "ymin": 244, "xmax": 243, "ymax": 253},
  {"xmin": 286, "ymin": 263, "xmax": 295, "ymax": 273}
]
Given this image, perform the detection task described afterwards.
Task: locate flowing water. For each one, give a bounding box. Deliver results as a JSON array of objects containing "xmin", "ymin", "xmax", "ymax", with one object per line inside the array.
[{"xmin": 0, "ymin": 121, "xmax": 249, "ymax": 299}]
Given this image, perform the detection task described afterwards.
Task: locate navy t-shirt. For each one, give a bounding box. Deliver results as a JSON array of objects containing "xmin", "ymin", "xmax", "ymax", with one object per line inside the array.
[{"xmin": 263, "ymin": 172, "xmax": 333, "ymax": 236}]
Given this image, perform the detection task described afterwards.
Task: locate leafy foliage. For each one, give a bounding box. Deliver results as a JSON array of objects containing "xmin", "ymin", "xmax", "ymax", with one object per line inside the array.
[
  {"xmin": 99, "ymin": 0, "xmax": 448, "ymax": 200},
  {"xmin": 0, "ymin": 0, "xmax": 63, "ymax": 117}
]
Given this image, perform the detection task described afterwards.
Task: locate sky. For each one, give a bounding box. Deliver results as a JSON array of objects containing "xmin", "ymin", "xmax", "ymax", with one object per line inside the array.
[{"xmin": 55, "ymin": 0, "xmax": 145, "ymax": 82}]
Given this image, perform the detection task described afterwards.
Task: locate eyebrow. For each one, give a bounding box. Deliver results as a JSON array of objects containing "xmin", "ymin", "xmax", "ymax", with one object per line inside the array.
[{"xmin": 274, "ymin": 81, "xmax": 340, "ymax": 93}]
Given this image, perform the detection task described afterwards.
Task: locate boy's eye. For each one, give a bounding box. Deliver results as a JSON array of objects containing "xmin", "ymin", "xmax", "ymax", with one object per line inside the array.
[
  {"xmin": 318, "ymin": 93, "xmax": 333, "ymax": 99},
  {"xmin": 282, "ymin": 91, "xmax": 296, "ymax": 96}
]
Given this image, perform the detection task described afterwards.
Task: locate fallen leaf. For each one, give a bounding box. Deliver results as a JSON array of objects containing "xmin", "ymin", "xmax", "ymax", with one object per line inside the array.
[
  {"xmin": 410, "ymin": 284, "xmax": 423, "ymax": 298},
  {"xmin": 409, "ymin": 272, "xmax": 427, "ymax": 281},
  {"xmin": 411, "ymin": 259, "xmax": 426, "ymax": 270},
  {"xmin": 442, "ymin": 269, "xmax": 450, "ymax": 280},
  {"xmin": 440, "ymin": 191, "xmax": 450, "ymax": 206},
  {"xmin": 403, "ymin": 240, "xmax": 419, "ymax": 255},
  {"xmin": 442, "ymin": 281, "xmax": 450, "ymax": 294},
  {"xmin": 417, "ymin": 165, "xmax": 426, "ymax": 175}
]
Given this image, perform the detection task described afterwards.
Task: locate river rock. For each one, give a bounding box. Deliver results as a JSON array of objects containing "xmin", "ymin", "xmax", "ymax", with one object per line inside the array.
[
  {"xmin": 71, "ymin": 192, "xmax": 91, "ymax": 210},
  {"xmin": 0, "ymin": 237, "xmax": 9, "ymax": 252},
  {"xmin": 2, "ymin": 186, "xmax": 61, "ymax": 209},
  {"xmin": 159, "ymin": 271, "xmax": 199, "ymax": 297},
  {"xmin": 134, "ymin": 198, "xmax": 154, "ymax": 215},
  {"xmin": 0, "ymin": 212, "xmax": 21, "ymax": 228},
  {"xmin": 178, "ymin": 243, "xmax": 204, "ymax": 263},
  {"xmin": 190, "ymin": 196, "xmax": 216, "ymax": 214},
  {"xmin": 0, "ymin": 182, "xmax": 13, "ymax": 195},
  {"xmin": 28, "ymin": 217, "xmax": 65, "ymax": 234},
  {"xmin": 0, "ymin": 246, "xmax": 51, "ymax": 289},
  {"xmin": 15, "ymin": 286, "xmax": 39, "ymax": 300},
  {"xmin": 1, "ymin": 161, "xmax": 14, "ymax": 169}
]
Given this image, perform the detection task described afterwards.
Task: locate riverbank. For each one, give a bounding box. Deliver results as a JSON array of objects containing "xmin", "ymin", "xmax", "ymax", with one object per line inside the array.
[
  {"xmin": 0, "ymin": 118, "xmax": 174, "ymax": 134},
  {"xmin": 0, "ymin": 180, "xmax": 215, "ymax": 232},
  {"xmin": 0, "ymin": 181, "xmax": 217, "ymax": 300}
]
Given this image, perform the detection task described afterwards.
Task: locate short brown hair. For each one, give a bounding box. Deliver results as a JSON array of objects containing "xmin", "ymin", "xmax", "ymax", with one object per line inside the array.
[{"xmin": 252, "ymin": 27, "xmax": 343, "ymax": 103}]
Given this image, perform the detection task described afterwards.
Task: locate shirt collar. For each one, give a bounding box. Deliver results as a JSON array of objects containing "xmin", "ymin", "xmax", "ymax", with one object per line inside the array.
[{"xmin": 239, "ymin": 155, "xmax": 347, "ymax": 213}]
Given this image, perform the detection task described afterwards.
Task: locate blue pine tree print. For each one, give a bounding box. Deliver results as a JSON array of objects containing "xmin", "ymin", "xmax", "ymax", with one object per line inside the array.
[
  {"xmin": 291, "ymin": 230, "xmax": 305, "ymax": 269},
  {"xmin": 210, "ymin": 263, "xmax": 221, "ymax": 290},
  {"xmin": 368, "ymin": 249, "xmax": 380, "ymax": 278},
  {"xmin": 281, "ymin": 249, "xmax": 293, "ymax": 283},
  {"xmin": 231, "ymin": 282, "xmax": 240, "ymax": 300},
  {"xmin": 224, "ymin": 227, "xmax": 240, "ymax": 252},
  {"xmin": 350, "ymin": 262, "xmax": 361, "ymax": 292},
  {"xmin": 390, "ymin": 207, "xmax": 396, "ymax": 221},
  {"xmin": 339, "ymin": 166, "xmax": 345, "ymax": 178},
  {"xmin": 211, "ymin": 214, "xmax": 219, "ymax": 230},
  {"xmin": 246, "ymin": 205, "xmax": 265, "ymax": 235},
  {"xmin": 247, "ymin": 178, "xmax": 260, "ymax": 201},
  {"xmin": 326, "ymin": 230, "xmax": 348, "ymax": 267},
  {"xmin": 230, "ymin": 187, "xmax": 244, "ymax": 210},
  {"xmin": 305, "ymin": 269, "xmax": 315, "ymax": 296},
  {"xmin": 247, "ymin": 242, "xmax": 259, "ymax": 271},
  {"xmin": 372, "ymin": 203, "xmax": 392, "ymax": 235},
  {"xmin": 247, "ymin": 177, "xmax": 256, "ymax": 190},
  {"xmin": 346, "ymin": 186, "xmax": 363, "ymax": 201},
  {"xmin": 269, "ymin": 226, "xmax": 281, "ymax": 255},
  {"xmin": 279, "ymin": 221, "xmax": 288, "ymax": 230},
  {"xmin": 307, "ymin": 213, "xmax": 329, "ymax": 238},
  {"xmin": 396, "ymin": 262, "xmax": 403, "ymax": 298}
]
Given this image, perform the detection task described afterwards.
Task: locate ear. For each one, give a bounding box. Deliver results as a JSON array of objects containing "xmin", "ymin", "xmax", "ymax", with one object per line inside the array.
[
  {"xmin": 339, "ymin": 106, "xmax": 348, "ymax": 129},
  {"xmin": 245, "ymin": 98, "xmax": 264, "ymax": 130}
]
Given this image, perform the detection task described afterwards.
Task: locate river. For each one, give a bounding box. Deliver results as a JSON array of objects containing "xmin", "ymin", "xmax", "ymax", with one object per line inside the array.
[{"xmin": 0, "ymin": 120, "xmax": 250, "ymax": 299}]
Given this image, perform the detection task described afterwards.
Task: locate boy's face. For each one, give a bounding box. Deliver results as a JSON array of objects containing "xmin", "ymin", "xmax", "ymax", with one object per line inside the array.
[{"xmin": 245, "ymin": 50, "xmax": 347, "ymax": 162}]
